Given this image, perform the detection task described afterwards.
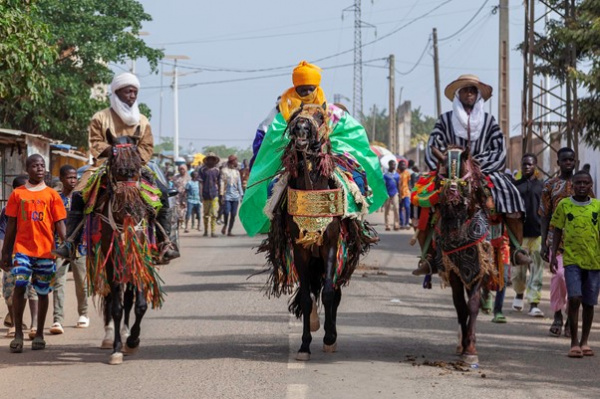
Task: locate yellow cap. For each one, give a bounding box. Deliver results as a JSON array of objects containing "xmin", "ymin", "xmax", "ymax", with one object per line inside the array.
[{"xmin": 292, "ymin": 61, "xmax": 322, "ymax": 87}]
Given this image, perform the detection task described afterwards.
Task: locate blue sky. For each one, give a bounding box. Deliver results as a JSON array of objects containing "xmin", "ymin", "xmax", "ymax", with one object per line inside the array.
[{"xmin": 128, "ymin": 0, "xmax": 527, "ymax": 154}]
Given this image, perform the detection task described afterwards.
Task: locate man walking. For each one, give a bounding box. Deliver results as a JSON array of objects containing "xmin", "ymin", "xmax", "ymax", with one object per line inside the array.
[
  {"xmin": 398, "ymin": 160, "xmax": 411, "ymax": 229},
  {"xmin": 383, "ymin": 159, "xmax": 400, "ymax": 231},
  {"xmin": 198, "ymin": 152, "xmax": 221, "ymax": 237},
  {"xmin": 220, "ymin": 155, "xmax": 244, "ymax": 236},
  {"xmin": 512, "ymin": 154, "xmax": 544, "ymax": 317}
]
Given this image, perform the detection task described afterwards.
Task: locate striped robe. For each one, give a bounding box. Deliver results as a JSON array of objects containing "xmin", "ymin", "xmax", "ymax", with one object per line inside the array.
[{"xmin": 425, "ymin": 111, "xmax": 524, "ymax": 214}]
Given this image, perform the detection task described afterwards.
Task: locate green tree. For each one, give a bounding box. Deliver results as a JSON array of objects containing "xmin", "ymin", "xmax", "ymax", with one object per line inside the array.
[
  {"xmin": 0, "ymin": 0, "xmax": 163, "ymax": 147},
  {"xmin": 0, "ymin": 1, "xmax": 56, "ymax": 115},
  {"xmin": 360, "ymin": 105, "xmax": 389, "ymax": 144},
  {"xmin": 410, "ymin": 107, "xmax": 437, "ymax": 146},
  {"xmin": 532, "ymin": 0, "xmax": 600, "ymax": 148}
]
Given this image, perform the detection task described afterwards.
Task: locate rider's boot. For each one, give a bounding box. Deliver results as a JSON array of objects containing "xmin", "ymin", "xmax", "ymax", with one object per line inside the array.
[
  {"xmin": 156, "ymin": 204, "xmax": 180, "ymax": 262},
  {"xmin": 505, "ymin": 214, "xmax": 531, "ymax": 266},
  {"xmin": 412, "ymin": 227, "xmax": 437, "ymax": 276},
  {"xmin": 53, "ymin": 191, "xmax": 84, "ymax": 260}
]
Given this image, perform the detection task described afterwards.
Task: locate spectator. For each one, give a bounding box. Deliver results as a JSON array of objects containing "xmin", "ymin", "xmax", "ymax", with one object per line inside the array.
[
  {"xmin": 382, "ymin": 160, "xmax": 400, "ymax": 231},
  {"xmin": 398, "ymin": 160, "xmax": 411, "ymax": 229},
  {"xmin": 220, "ymin": 155, "xmax": 244, "ymax": 236}
]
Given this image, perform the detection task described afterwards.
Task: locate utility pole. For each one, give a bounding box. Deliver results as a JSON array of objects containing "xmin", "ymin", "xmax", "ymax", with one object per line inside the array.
[
  {"xmin": 159, "ymin": 61, "xmax": 164, "ymax": 141},
  {"xmin": 343, "ymin": 1, "xmax": 375, "ymax": 118},
  {"xmin": 388, "ymin": 54, "xmax": 396, "ymax": 153},
  {"xmin": 432, "ymin": 28, "xmax": 442, "ymax": 117},
  {"xmin": 164, "ymin": 55, "xmax": 190, "ymax": 161},
  {"xmin": 498, "ymin": 0, "xmax": 510, "ymax": 167}
]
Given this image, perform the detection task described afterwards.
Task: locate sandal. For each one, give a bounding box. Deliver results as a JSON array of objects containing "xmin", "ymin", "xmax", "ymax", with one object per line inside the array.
[
  {"xmin": 568, "ymin": 346, "xmax": 583, "ymax": 358},
  {"xmin": 9, "ymin": 337, "xmax": 23, "ymax": 353},
  {"xmin": 581, "ymin": 345, "xmax": 594, "ymax": 356},
  {"xmin": 5, "ymin": 326, "xmax": 15, "ymax": 338},
  {"xmin": 492, "ymin": 312, "xmax": 507, "ymax": 323},
  {"xmin": 549, "ymin": 319, "xmax": 562, "ymax": 337},
  {"xmin": 31, "ymin": 336, "xmax": 46, "ymax": 350},
  {"xmin": 3, "ymin": 313, "xmax": 12, "ymax": 328}
]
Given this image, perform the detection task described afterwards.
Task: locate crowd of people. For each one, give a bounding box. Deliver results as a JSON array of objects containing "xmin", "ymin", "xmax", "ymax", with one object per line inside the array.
[{"xmin": 169, "ymin": 153, "xmax": 247, "ymax": 237}]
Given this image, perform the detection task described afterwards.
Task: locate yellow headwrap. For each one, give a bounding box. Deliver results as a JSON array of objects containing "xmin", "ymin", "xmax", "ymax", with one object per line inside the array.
[
  {"xmin": 292, "ymin": 61, "xmax": 322, "ymax": 87},
  {"xmin": 280, "ymin": 61, "xmax": 327, "ymax": 122}
]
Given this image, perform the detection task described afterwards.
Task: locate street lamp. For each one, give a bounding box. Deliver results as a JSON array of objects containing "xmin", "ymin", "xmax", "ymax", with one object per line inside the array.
[
  {"xmin": 164, "ymin": 55, "xmax": 189, "ymax": 161},
  {"xmin": 129, "ymin": 31, "xmax": 149, "ymax": 73}
]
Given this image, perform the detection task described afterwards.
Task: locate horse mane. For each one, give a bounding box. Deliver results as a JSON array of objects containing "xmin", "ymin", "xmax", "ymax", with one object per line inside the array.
[{"xmin": 111, "ymin": 144, "xmax": 142, "ymax": 178}]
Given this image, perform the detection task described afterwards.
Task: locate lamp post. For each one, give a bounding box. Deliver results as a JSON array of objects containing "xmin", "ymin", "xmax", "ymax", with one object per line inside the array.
[
  {"xmin": 130, "ymin": 31, "xmax": 149, "ymax": 74},
  {"xmin": 164, "ymin": 55, "xmax": 189, "ymax": 161}
]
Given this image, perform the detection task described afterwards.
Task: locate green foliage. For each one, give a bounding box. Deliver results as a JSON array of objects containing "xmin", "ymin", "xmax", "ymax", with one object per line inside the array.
[
  {"xmin": 410, "ymin": 107, "xmax": 436, "ymax": 147},
  {"xmin": 202, "ymin": 145, "xmax": 253, "ymax": 162},
  {"xmin": 360, "ymin": 105, "xmax": 389, "ymax": 144},
  {"xmin": 0, "ymin": 1, "xmax": 56, "ymax": 112},
  {"xmin": 0, "ymin": 0, "xmax": 163, "ymax": 147},
  {"xmin": 532, "ymin": 0, "xmax": 600, "ymax": 148}
]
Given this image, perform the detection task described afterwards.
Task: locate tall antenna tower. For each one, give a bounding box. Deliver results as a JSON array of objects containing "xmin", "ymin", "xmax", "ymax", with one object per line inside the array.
[{"xmin": 343, "ymin": 1, "xmax": 375, "ymax": 118}]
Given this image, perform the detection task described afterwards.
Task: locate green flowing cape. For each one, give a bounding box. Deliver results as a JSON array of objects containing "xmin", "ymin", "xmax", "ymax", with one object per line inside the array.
[{"xmin": 239, "ymin": 111, "xmax": 386, "ymax": 237}]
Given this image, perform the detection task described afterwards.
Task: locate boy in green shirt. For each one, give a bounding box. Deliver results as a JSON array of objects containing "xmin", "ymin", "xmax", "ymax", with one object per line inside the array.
[{"xmin": 550, "ymin": 171, "xmax": 600, "ymax": 358}]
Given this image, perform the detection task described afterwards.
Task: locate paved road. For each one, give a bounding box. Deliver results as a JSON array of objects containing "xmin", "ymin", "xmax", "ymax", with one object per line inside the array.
[{"xmin": 1, "ymin": 213, "xmax": 599, "ymax": 398}]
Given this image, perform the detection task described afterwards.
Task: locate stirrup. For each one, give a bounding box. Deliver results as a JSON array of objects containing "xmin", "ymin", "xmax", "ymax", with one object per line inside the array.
[
  {"xmin": 412, "ymin": 258, "xmax": 433, "ymax": 276},
  {"xmin": 512, "ymin": 248, "xmax": 532, "ymax": 266},
  {"xmin": 52, "ymin": 241, "xmax": 75, "ymax": 260}
]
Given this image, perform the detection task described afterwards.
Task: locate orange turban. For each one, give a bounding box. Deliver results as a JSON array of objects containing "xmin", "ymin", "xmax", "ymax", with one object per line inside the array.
[{"xmin": 292, "ymin": 61, "xmax": 322, "ymax": 87}]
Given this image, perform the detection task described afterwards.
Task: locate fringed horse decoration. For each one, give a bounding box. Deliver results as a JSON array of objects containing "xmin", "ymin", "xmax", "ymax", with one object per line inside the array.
[
  {"xmin": 83, "ymin": 129, "xmax": 163, "ymax": 365},
  {"xmin": 259, "ymin": 104, "xmax": 377, "ymax": 361},
  {"xmin": 431, "ymin": 146, "xmax": 495, "ymax": 365}
]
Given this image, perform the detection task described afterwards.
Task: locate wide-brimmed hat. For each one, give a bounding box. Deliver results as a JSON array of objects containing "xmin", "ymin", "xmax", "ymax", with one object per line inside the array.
[
  {"xmin": 227, "ymin": 154, "xmax": 238, "ymax": 163},
  {"xmin": 204, "ymin": 152, "xmax": 220, "ymax": 164},
  {"xmin": 444, "ymin": 74, "xmax": 493, "ymax": 101}
]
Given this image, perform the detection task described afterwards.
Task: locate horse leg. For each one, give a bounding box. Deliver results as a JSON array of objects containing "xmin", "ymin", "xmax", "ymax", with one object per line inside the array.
[
  {"xmin": 108, "ymin": 283, "xmax": 124, "ymax": 365},
  {"xmin": 309, "ymin": 268, "xmax": 321, "ymax": 332},
  {"xmin": 322, "ymin": 243, "xmax": 339, "ymax": 352},
  {"xmin": 124, "ymin": 288, "xmax": 147, "ymax": 355},
  {"xmin": 122, "ymin": 285, "xmax": 134, "ymax": 341},
  {"xmin": 449, "ymin": 272, "xmax": 469, "ymax": 356},
  {"xmin": 462, "ymin": 280, "xmax": 482, "ymax": 365},
  {"xmin": 293, "ymin": 248, "xmax": 313, "ymax": 361},
  {"xmin": 101, "ymin": 294, "xmax": 115, "ymax": 349}
]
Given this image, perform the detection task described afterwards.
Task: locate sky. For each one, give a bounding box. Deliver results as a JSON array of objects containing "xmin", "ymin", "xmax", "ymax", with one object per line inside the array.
[{"xmin": 127, "ymin": 0, "xmax": 528, "ymax": 156}]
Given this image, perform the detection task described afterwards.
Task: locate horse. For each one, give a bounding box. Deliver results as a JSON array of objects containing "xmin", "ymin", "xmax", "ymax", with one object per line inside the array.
[
  {"xmin": 260, "ymin": 104, "xmax": 376, "ymax": 361},
  {"xmin": 85, "ymin": 130, "xmax": 163, "ymax": 365},
  {"xmin": 430, "ymin": 146, "xmax": 495, "ymax": 365}
]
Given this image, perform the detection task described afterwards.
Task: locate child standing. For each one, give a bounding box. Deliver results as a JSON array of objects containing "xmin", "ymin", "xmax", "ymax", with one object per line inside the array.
[
  {"xmin": 0, "ymin": 155, "xmax": 67, "ymax": 353},
  {"xmin": 550, "ymin": 171, "xmax": 600, "ymax": 358}
]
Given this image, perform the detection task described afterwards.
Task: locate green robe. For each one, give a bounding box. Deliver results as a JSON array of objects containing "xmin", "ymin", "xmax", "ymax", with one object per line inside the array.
[{"xmin": 239, "ymin": 109, "xmax": 387, "ymax": 237}]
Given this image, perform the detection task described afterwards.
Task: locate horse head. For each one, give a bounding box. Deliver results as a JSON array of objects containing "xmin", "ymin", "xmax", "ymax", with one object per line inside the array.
[
  {"xmin": 287, "ymin": 104, "xmax": 329, "ymax": 154},
  {"xmin": 433, "ymin": 146, "xmax": 486, "ymax": 228},
  {"xmin": 106, "ymin": 128, "xmax": 142, "ymax": 182}
]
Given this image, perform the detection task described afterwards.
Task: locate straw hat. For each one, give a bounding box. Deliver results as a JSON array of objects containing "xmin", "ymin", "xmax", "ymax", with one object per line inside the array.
[
  {"xmin": 204, "ymin": 152, "xmax": 220, "ymax": 164},
  {"xmin": 444, "ymin": 74, "xmax": 493, "ymax": 101}
]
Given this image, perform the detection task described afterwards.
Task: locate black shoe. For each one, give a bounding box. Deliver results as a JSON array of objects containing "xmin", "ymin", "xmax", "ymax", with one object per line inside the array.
[{"xmin": 163, "ymin": 248, "xmax": 180, "ymax": 261}]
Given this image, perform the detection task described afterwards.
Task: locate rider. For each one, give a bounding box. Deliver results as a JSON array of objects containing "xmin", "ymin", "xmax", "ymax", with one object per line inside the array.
[
  {"xmin": 413, "ymin": 74, "xmax": 528, "ymax": 275},
  {"xmin": 239, "ymin": 60, "xmax": 387, "ymax": 236},
  {"xmin": 54, "ymin": 72, "xmax": 180, "ymax": 262}
]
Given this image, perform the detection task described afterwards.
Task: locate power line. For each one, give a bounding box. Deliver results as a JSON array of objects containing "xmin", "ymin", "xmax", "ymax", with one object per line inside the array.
[
  {"xmin": 395, "ymin": 37, "xmax": 432, "ymax": 76},
  {"xmin": 158, "ymin": 1, "xmax": 454, "ymax": 75},
  {"xmin": 438, "ymin": 0, "xmax": 491, "ymax": 42}
]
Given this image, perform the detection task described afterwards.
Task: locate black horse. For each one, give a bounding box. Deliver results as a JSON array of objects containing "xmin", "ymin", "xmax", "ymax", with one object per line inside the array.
[
  {"xmin": 86, "ymin": 131, "xmax": 162, "ymax": 365},
  {"xmin": 260, "ymin": 105, "xmax": 375, "ymax": 361}
]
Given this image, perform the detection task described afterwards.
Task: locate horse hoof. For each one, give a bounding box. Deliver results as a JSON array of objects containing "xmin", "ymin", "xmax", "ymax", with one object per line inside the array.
[
  {"xmin": 461, "ymin": 354, "xmax": 479, "ymax": 365},
  {"xmin": 296, "ymin": 351, "xmax": 311, "ymax": 361},
  {"xmin": 109, "ymin": 352, "xmax": 123, "ymax": 365},
  {"xmin": 123, "ymin": 343, "xmax": 139, "ymax": 356},
  {"xmin": 100, "ymin": 339, "xmax": 113, "ymax": 350},
  {"xmin": 323, "ymin": 343, "xmax": 337, "ymax": 353},
  {"xmin": 310, "ymin": 303, "xmax": 320, "ymax": 332}
]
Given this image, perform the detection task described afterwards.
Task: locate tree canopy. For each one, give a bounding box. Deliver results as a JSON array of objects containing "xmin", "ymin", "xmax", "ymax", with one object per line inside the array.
[
  {"xmin": 0, "ymin": 0, "xmax": 162, "ymax": 147},
  {"xmin": 533, "ymin": 0, "xmax": 600, "ymax": 148}
]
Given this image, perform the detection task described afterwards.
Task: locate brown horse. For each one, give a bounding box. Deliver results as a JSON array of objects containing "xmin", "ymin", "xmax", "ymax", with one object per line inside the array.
[
  {"xmin": 86, "ymin": 131, "xmax": 162, "ymax": 365},
  {"xmin": 431, "ymin": 146, "xmax": 494, "ymax": 365},
  {"xmin": 260, "ymin": 105, "xmax": 375, "ymax": 361}
]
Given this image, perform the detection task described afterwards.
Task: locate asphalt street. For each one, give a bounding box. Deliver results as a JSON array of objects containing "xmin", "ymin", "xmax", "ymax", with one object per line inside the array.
[{"xmin": 1, "ymin": 212, "xmax": 599, "ymax": 399}]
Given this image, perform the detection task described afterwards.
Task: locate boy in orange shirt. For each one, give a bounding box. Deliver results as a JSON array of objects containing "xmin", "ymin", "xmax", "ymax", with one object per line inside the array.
[{"xmin": 0, "ymin": 154, "xmax": 67, "ymax": 353}]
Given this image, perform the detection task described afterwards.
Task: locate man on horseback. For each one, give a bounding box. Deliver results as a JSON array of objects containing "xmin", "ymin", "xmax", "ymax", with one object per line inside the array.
[
  {"xmin": 239, "ymin": 60, "xmax": 387, "ymax": 236},
  {"xmin": 54, "ymin": 72, "xmax": 180, "ymax": 262},
  {"xmin": 413, "ymin": 74, "xmax": 527, "ymax": 276}
]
